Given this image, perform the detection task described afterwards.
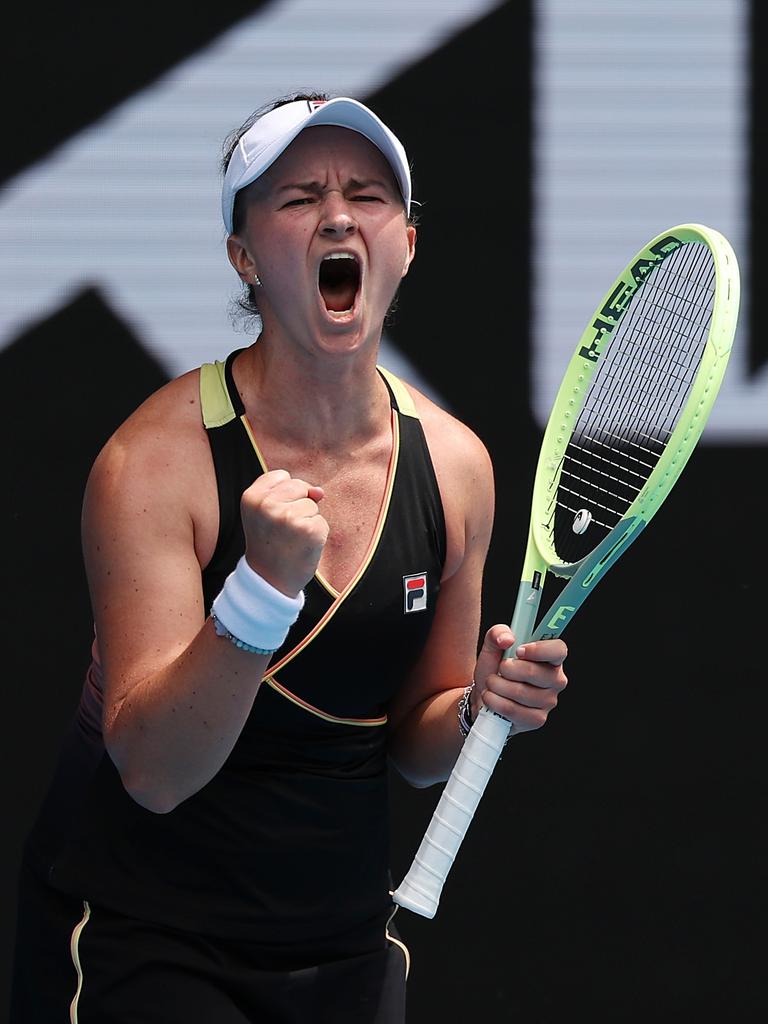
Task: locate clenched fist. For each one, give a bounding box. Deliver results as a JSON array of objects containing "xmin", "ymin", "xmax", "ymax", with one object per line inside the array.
[{"xmin": 240, "ymin": 470, "xmax": 329, "ymax": 597}]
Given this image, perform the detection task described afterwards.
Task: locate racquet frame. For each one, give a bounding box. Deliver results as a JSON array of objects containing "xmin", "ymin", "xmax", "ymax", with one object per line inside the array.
[{"xmin": 392, "ymin": 223, "xmax": 740, "ymax": 919}]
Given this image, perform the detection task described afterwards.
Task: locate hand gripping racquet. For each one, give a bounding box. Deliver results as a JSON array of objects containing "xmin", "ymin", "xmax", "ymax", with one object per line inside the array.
[{"xmin": 392, "ymin": 223, "xmax": 740, "ymax": 919}]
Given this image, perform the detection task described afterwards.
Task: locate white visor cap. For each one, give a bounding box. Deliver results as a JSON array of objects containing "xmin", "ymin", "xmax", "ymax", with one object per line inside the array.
[{"xmin": 222, "ymin": 97, "xmax": 412, "ymax": 234}]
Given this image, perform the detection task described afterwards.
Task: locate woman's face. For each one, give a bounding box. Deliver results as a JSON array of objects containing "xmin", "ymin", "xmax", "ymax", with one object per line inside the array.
[{"xmin": 227, "ymin": 125, "xmax": 416, "ymax": 358}]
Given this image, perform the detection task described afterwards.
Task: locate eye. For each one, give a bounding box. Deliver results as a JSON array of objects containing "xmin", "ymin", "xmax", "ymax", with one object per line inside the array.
[
  {"xmin": 282, "ymin": 197, "xmax": 314, "ymax": 208},
  {"xmin": 352, "ymin": 194, "xmax": 383, "ymax": 203}
]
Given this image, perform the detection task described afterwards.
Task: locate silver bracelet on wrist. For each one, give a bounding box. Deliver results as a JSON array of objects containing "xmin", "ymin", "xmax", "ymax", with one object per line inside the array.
[
  {"xmin": 458, "ymin": 681, "xmax": 511, "ymax": 752},
  {"xmin": 457, "ymin": 682, "xmax": 475, "ymax": 738}
]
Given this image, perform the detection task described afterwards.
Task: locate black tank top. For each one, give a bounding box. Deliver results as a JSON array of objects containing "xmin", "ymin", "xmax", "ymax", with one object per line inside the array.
[{"xmin": 26, "ymin": 349, "xmax": 446, "ymax": 965}]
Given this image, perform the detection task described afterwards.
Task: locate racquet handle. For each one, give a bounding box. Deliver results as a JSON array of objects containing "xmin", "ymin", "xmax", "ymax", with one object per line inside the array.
[
  {"xmin": 391, "ymin": 704, "xmax": 512, "ymax": 918},
  {"xmin": 392, "ymin": 577, "xmax": 541, "ymax": 918}
]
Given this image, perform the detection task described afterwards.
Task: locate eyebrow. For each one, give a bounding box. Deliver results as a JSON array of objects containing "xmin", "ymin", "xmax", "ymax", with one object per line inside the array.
[{"xmin": 276, "ymin": 177, "xmax": 392, "ymax": 194}]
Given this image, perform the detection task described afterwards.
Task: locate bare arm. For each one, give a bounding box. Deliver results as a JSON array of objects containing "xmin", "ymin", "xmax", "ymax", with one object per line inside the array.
[
  {"xmin": 386, "ymin": 542, "xmax": 490, "ymax": 787},
  {"xmin": 386, "ymin": 412, "xmax": 494, "ymax": 787},
  {"xmin": 84, "ymin": 380, "xmax": 327, "ymax": 813},
  {"xmin": 387, "ymin": 396, "xmax": 568, "ymax": 788}
]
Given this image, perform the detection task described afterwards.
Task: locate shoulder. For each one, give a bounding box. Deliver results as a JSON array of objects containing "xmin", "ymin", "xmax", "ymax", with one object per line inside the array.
[
  {"xmin": 83, "ymin": 366, "xmax": 215, "ymax": 533},
  {"xmin": 399, "ymin": 377, "xmax": 493, "ymax": 492},
  {"xmin": 89, "ymin": 368, "xmax": 208, "ymax": 475}
]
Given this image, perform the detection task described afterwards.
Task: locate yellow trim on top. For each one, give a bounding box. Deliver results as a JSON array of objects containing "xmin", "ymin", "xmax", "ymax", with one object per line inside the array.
[
  {"xmin": 314, "ymin": 572, "xmax": 341, "ymax": 599},
  {"xmin": 235, "ymin": 395, "xmax": 401, "ymax": 726},
  {"xmin": 377, "ymin": 366, "xmax": 418, "ymax": 418},
  {"xmin": 385, "ymin": 904, "xmax": 411, "ymax": 980},
  {"xmin": 69, "ymin": 900, "xmax": 91, "ymax": 1024},
  {"xmin": 199, "ymin": 360, "xmax": 237, "ymax": 428},
  {"xmin": 264, "ymin": 676, "xmax": 387, "ymax": 727},
  {"xmin": 239, "ymin": 414, "xmax": 269, "ymax": 473},
  {"xmin": 266, "ymin": 409, "xmax": 400, "ymax": 680}
]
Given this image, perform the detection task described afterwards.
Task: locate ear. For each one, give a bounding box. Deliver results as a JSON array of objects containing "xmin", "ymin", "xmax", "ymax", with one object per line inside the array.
[
  {"xmin": 400, "ymin": 224, "xmax": 417, "ymax": 279},
  {"xmin": 226, "ymin": 234, "xmax": 259, "ymax": 285}
]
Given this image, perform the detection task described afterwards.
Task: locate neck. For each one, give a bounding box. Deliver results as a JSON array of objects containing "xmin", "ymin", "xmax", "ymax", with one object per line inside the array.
[{"xmin": 234, "ymin": 334, "xmax": 391, "ymax": 448}]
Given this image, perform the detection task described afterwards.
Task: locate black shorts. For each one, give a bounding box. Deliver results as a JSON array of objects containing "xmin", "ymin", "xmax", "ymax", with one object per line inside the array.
[{"xmin": 9, "ymin": 860, "xmax": 409, "ymax": 1023}]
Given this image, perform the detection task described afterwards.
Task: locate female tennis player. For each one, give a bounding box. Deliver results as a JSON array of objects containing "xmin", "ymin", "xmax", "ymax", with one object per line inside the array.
[{"xmin": 10, "ymin": 91, "xmax": 568, "ymax": 1023}]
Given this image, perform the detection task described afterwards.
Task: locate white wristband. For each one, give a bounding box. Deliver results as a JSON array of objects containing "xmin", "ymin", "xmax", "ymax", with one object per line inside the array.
[{"xmin": 211, "ymin": 556, "xmax": 305, "ymax": 653}]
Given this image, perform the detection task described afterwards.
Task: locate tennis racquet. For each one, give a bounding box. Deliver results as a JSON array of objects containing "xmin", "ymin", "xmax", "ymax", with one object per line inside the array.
[{"xmin": 392, "ymin": 222, "xmax": 740, "ymax": 919}]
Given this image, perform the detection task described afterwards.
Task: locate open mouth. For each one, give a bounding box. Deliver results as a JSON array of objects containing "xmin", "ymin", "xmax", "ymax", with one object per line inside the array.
[{"xmin": 318, "ymin": 253, "xmax": 360, "ymax": 315}]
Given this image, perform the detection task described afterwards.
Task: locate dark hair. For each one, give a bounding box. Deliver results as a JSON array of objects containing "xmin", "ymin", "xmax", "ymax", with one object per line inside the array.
[
  {"xmin": 222, "ymin": 91, "xmax": 331, "ymax": 235},
  {"xmin": 220, "ymin": 90, "xmax": 417, "ymax": 331},
  {"xmin": 222, "ymin": 91, "xmax": 330, "ymax": 328}
]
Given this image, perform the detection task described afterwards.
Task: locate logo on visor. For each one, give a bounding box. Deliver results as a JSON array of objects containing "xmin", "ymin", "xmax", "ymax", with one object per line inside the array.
[
  {"xmin": 403, "ymin": 573, "xmax": 428, "ymax": 613},
  {"xmin": 308, "ymin": 100, "xmax": 328, "ymax": 112}
]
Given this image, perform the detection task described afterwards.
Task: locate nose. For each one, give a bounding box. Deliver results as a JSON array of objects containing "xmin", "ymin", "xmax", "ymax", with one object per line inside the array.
[{"xmin": 319, "ymin": 191, "xmax": 357, "ymax": 239}]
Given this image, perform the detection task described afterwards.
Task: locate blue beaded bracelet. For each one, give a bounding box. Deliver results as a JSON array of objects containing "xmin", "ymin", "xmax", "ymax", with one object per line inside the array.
[{"xmin": 211, "ymin": 614, "xmax": 277, "ymax": 656}]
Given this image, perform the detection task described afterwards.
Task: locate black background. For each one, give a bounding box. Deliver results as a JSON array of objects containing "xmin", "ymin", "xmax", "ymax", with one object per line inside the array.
[{"xmin": 3, "ymin": 2, "xmax": 767, "ymax": 1020}]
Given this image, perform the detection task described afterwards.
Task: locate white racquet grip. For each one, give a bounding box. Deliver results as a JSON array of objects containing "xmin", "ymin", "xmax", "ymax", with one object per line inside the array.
[
  {"xmin": 392, "ymin": 706, "xmax": 512, "ymax": 918},
  {"xmin": 211, "ymin": 556, "xmax": 304, "ymax": 652}
]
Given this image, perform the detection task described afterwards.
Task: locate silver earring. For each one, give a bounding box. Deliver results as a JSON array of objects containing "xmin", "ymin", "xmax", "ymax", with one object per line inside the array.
[{"xmin": 253, "ymin": 273, "xmax": 262, "ymax": 286}]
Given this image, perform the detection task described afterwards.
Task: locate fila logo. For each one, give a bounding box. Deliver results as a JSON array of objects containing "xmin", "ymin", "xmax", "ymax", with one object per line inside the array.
[{"xmin": 403, "ymin": 573, "xmax": 428, "ymax": 613}]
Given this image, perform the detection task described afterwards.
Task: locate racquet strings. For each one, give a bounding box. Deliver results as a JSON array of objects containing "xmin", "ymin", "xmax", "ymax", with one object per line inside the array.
[{"xmin": 550, "ymin": 242, "xmax": 716, "ymax": 565}]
